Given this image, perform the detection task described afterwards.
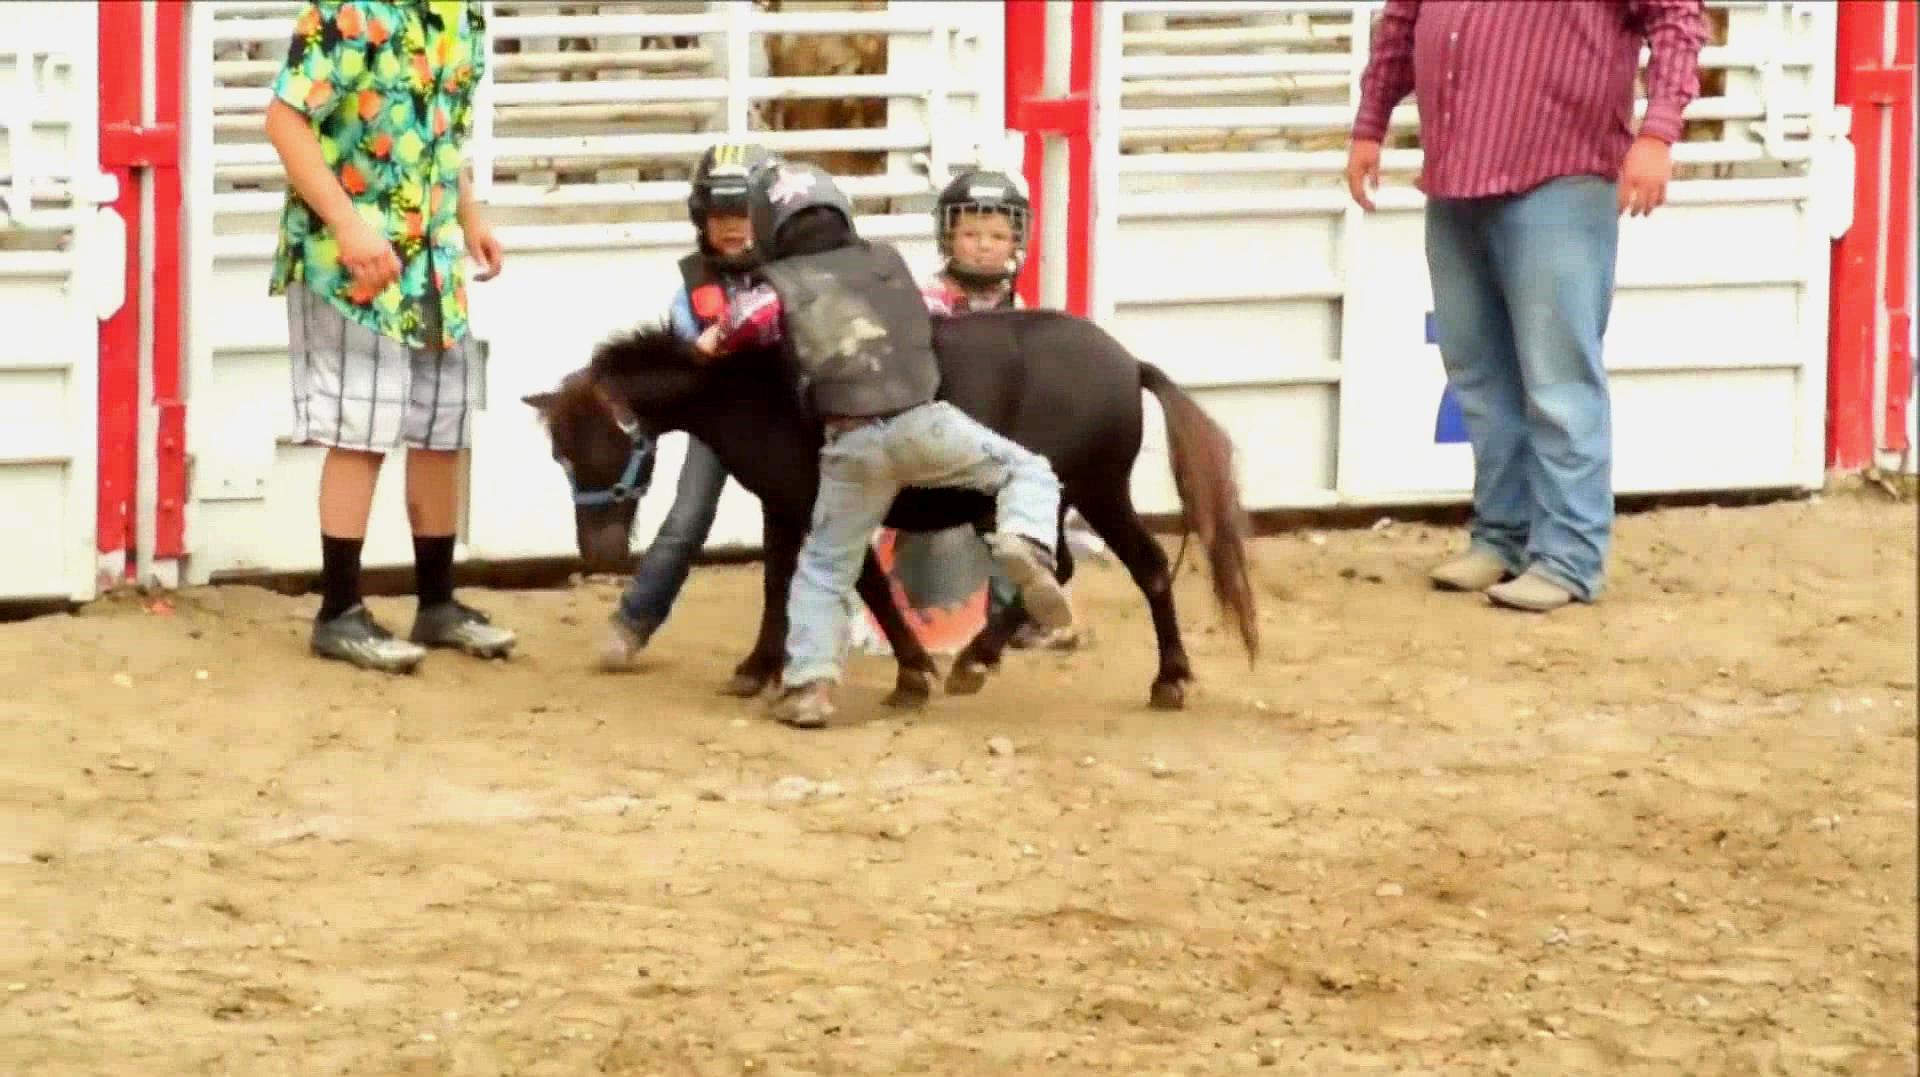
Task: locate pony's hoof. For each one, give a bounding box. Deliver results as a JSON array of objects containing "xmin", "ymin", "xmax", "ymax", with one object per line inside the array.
[
  {"xmin": 723, "ymin": 671, "xmax": 772, "ymax": 698},
  {"xmin": 945, "ymin": 660, "xmax": 992, "ymax": 696},
  {"xmin": 884, "ymin": 669, "xmax": 935, "ymax": 709},
  {"xmin": 1149, "ymin": 680, "xmax": 1186, "ymax": 711}
]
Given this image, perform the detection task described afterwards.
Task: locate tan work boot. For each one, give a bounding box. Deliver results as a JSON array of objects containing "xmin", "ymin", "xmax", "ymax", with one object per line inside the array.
[
  {"xmin": 985, "ymin": 532, "xmax": 1075, "ymax": 634},
  {"xmin": 770, "ymin": 680, "xmax": 835, "ymax": 729},
  {"xmin": 1428, "ymin": 548, "xmax": 1513, "ymax": 592},
  {"xmin": 1486, "ymin": 567, "xmax": 1577, "ymax": 612}
]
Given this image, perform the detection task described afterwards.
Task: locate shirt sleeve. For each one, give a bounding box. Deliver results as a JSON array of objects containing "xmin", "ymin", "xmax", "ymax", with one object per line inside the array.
[
  {"xmin": 1630, "ymin": 0, "xmax": 1710, "ymax": 144},
  {"xmin": 452, "ymin": 6, "xmax": 488, "ymax": 141},
  {"xmin": 666, "ymin": 287, "xmax": 700, "ymax": 342},
  {"xmin": 269, "ymin": 2, "xmax": 370, "ymax": 126},
  {"xmin": 1351, "ymin": 0, "xmax": 1420, "ymax": 143},
  {"xmin": 714, "ymin": 283, "xmax": 785, "ymax": 353}
]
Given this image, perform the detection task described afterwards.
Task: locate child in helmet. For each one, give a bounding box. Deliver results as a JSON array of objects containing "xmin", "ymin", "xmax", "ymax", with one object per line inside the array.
[
  {"xmin": 599, "ymin": 141, "xmax": 775, "ymax": 671},
  {"xmin": 910, "ymin": 168, "xmax": 1099, "ymax": 651},
  {"xmin": 923, "ymin": 167, "xmax": 1030, "ymax": 314},
  {"xmin": 691, "ymin": 160, "xmax": 1076, "ymax": 728}
]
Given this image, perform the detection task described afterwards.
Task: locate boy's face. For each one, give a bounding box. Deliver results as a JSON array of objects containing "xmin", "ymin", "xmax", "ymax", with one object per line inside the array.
[
  {"xmin": 949, "ymin": 210, "xmax": 1017, "ymax": 276},
  {"xmin": 705, "ymin": 211, "xmax": 752, "ymax": 256}
]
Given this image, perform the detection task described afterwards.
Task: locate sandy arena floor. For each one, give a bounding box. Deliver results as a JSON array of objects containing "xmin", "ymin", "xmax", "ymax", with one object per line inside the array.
[{"xmin": 1, "ymin": 492, "xmax": 1914, "ymax": 1075}]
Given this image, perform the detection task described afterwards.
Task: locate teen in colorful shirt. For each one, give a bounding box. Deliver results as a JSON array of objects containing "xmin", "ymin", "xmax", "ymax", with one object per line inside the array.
[{"xmin": 265, "ymin": 0, "xmax": 512, "ymax": 672}]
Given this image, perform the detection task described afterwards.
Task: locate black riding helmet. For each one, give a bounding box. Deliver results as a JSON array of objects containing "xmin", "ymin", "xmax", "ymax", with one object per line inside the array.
[
  {"xmin": 688, "ymin": 142, "xmax": 774, "ymax": 270},
  {"xmin": 934, "ymin": 169, "xmax": 1030, "ymax": 289},
  {"xmin": 746, "ymin": 160, "xmax": 858, "ymax": 261}
]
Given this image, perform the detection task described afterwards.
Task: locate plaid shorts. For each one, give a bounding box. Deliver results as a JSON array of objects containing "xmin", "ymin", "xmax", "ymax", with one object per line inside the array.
[{"xmin": 286, "ymin": 283, "xmax": 481, "ymax": 453}]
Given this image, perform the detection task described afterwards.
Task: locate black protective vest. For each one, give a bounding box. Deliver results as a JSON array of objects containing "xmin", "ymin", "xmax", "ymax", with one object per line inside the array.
[{"xmin": 759, "ymin": 241, "xmax": 940, "ymax": 418}]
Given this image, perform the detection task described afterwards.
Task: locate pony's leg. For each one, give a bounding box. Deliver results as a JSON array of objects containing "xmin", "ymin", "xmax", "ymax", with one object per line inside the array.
[
  {"xmin": 854, "ymin": 547, "xmax": 940, "ymax": 709},
  {"xmin": 725, "ymin": 513, "xmax": 798, "ymax": 697},
  {"xmin": 944, "ymin": 601, "xmax": 1025, "ymax": 695},
  {"xmin": 947, "ymin": 508, "xmax": 1076, "ymax": 696},
  {"xmin": 1069, "ymin": 485, "xmax": 1192, "ymax": 710}
]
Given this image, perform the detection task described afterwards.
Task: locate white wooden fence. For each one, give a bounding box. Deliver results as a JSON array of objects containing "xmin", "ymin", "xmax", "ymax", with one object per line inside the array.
[
  {"xmin": 180, "ymin": 0, "xmax": 1006, "ymax": 583},
  {"xmin": 1093, "ymin": 0, "xmax": 1848, "ymax": 514}
]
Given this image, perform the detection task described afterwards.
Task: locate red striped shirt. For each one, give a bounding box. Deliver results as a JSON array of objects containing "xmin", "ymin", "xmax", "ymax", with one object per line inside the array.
[{"xmin": 1353, "ymin": 0, "xmax": 1710, "ymax": 200}]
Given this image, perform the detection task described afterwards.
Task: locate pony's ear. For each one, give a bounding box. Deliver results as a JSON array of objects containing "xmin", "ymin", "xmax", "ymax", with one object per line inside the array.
[{"xmin": 521, "ymin": 390, "xmax": 558, "ymax": 411}]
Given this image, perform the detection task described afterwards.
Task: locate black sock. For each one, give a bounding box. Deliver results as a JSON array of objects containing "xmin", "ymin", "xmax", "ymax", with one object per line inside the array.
[
  {"xmin": 319, "ymin": 535, "xmax": 365, "ymax": 622},
  {"xmin": 414, "ymin": 534, "xmax": 457, "ymax": 608}
]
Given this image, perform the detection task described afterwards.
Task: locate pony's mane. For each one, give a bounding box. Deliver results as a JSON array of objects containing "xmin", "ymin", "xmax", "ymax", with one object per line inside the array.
[{"xmin": 588, "ymin": 318, "xmax": 702, "ymax": 381}]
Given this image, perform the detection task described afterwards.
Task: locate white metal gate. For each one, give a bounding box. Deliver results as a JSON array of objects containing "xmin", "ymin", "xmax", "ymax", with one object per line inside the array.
[
  {"xmin": 181, "ymin": 0, "xmax": 1006, "ymax": 583},
  {"xmin": 0, "ymin": 4, "xmax": 116, "ymax": 602},
  {"xmin": 1093, "ymin": 1, "xmax": 1848, "ymax": 513}
]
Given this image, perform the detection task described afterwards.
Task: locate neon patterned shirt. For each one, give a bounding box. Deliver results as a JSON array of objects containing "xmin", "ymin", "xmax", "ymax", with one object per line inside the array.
[{"xmin": 267, "ymin": 1, "xmax": 487, "ymax": 349}]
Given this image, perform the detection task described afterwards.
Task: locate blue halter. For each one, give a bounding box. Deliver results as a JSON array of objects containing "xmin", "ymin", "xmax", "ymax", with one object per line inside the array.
[{"xmin": 563, "ymin": 420, "xmax": 654, "ymax": 508}]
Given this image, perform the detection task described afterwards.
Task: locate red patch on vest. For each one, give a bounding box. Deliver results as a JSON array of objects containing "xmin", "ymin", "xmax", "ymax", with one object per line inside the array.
[{"xmin": 691, "ymin": 283, "xmax": 727, "ymax": 324}]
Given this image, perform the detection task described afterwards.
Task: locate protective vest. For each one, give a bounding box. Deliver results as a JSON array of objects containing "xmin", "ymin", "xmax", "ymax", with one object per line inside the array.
[
  {"xmin": 758, "ymin": 241, "xmax": 940, "ymax": 418},
  {"xmin": 677, "ymin": 252, "xmax": 741, "ymax": 327}
]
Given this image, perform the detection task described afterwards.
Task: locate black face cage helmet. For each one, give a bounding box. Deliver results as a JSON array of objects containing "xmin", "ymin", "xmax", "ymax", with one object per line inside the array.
[
  {"xmin": 688, "ymin": 142, "xmax": 774, "ymax": 263},
  {"xmin": 934, "ymin": 169, "xmax": 1031, "ymax": 280}
]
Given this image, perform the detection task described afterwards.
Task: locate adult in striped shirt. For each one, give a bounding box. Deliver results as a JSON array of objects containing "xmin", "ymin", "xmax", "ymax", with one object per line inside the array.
[{"xmin": 1348, "ymin": 1, "xmax": 1709, "ymax": 612}]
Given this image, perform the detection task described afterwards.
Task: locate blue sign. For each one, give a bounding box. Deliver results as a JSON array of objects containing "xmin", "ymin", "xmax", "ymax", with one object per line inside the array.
[{"xmin": 1427, "ymin": 310, "xmax": 1467, "ymax": 444}]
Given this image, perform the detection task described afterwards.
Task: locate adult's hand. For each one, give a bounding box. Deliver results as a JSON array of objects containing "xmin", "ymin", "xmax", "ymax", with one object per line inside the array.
[
  {"xmin": 1346, "ymin": 138, "xmax": 1384, "ymax": 211},
  {"xmin": 1618, "ymin": 135, "xmax": 1673, "ymax": 217}
]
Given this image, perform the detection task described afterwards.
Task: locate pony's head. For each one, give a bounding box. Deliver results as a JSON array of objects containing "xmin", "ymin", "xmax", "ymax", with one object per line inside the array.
[
  {"xmin": 523, "ymin": 319, "xmax": 769, "ymax": 570},
  {"xmin": 522, "ymin": 363, "xmax": 655, "ymax": 573}
]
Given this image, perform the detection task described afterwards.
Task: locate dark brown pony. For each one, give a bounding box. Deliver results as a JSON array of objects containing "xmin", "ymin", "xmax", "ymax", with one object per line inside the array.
[{"xmin": 524, "ymin": 308, "xmax": 1258, "ymax": 711}]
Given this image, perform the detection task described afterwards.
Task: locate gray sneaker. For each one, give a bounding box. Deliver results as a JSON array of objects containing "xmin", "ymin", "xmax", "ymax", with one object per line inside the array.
[
  {"xmin": 409, "ymin": 600, "xmax": 517, "ymax": 659},
  {"xmin": 985, "ymin": 532, "xmax": 1075, "ymax": 634},
  {"xmin": 312, "ymin": 605, "xmax": 427, "ymax": 674}
]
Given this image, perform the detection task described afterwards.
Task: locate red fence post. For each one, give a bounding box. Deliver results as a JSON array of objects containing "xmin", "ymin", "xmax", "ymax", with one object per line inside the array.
[
  {"xmin": 1004, "ymin": 1, "xmax": 1048, "ymax": 310},
  {"xmin": 1063, "ymin": 1, "xmax": 1095, "ymax": 319},
  {"xmin": 152, "ymin": 1, "xmax": 188, "ymax": 561},
  {"xmin": 96, "ymin": 1, "xmax": 187, "ymax": 577},
  {"xmin": 1828, "ymin": 0, "xmax": 1916, "ymax": 469},
  {"xmin": 1003, "ymin": 0, "xmax": 1097, "ymax": 317},
  {"xmin": 96, "ymin": 1, "xmax": 142, "ymax": 569},
  {"xmin": 1873, "ymin": 0, "xmax": 1914, "ymax": 457}
]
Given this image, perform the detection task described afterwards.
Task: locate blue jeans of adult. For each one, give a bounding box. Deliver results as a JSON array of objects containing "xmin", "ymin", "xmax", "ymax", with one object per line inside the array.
[
  {"xmin": 785, "ymin": 400, "xmax": 1061, "ymax": 687},
  {"xmin": 616, "ymin": 435, "xmax": 728, "ymax": 635},
  {"xmin": 1423, "ymin": 174, "xmax": 1620, "ymax": 601}
]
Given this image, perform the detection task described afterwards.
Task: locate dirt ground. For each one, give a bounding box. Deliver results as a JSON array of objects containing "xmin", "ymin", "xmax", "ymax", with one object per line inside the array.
[{"xmin": 1, "ymin": 492, "xmax": 1914, "ymax": 1075}]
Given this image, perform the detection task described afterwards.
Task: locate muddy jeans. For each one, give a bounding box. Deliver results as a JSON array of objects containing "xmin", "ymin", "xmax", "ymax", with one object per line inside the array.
[{"xmin": 785, "ymin": 401, "xmax": 1061, "ymax": 687}]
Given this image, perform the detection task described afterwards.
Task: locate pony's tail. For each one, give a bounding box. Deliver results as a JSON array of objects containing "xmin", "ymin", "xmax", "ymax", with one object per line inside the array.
[{"xmin": 1139, "ymin": 362, "xmax": 1259, "ymax": 663}]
